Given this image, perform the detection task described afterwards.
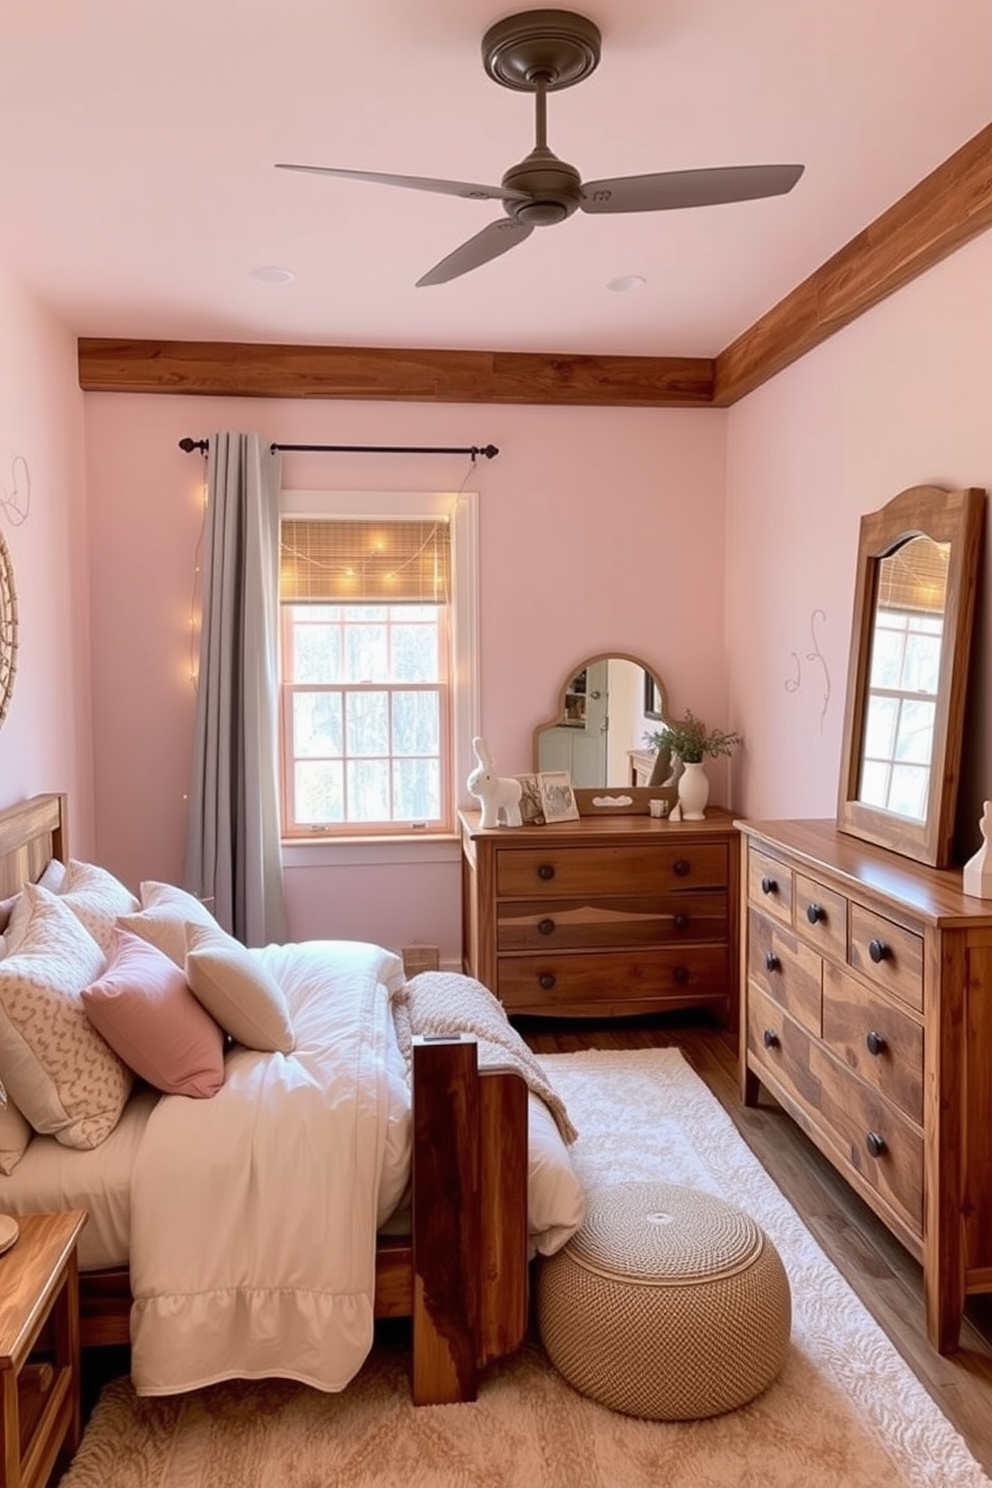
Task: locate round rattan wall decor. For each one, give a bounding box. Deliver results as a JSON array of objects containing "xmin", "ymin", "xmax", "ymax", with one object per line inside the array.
[{"xmin": 0, "ymin": 528, "xmax": 18, "ymax": 727}]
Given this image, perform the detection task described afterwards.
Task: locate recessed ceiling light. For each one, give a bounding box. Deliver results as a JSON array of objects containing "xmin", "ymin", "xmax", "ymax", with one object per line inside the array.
[
  {"xmin": 250, "ymin": 266, "xmax": 295, "ymax": 284},
  {"xmin": 606, "ymin": 274, "xmax": 647, "ymax": 293}
]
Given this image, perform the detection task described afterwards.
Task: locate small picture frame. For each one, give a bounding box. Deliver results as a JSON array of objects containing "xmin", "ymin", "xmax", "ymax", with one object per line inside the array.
[
  {"xmin": 515, "ymin": 773, "xmax": 545, "ymax": 826},
  {"xmin": 538, "ymin": 770, "xmax": 580, "ymax": 824}
]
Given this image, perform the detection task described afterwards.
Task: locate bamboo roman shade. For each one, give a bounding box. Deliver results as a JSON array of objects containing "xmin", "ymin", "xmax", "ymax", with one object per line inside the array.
[{"xmin": 280, "ymin": 519, "xmax": 451, "ymax": 604}]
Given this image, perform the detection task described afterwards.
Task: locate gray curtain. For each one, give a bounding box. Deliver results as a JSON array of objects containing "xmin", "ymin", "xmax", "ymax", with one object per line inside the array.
[{"xmin": 184, "ymin": 432, "xmax": 287, "ymax": 946}]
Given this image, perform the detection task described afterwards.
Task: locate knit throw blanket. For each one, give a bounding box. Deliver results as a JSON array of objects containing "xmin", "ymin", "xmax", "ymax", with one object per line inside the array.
[{"xmin": 393, "ymin": 971, "xmax": 578, "ymax": 1145}]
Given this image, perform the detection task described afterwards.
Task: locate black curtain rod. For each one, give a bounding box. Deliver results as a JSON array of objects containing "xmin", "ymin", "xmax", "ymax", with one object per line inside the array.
[{"xmin": 178, "ymin": 437, "xmax": 498, "ymax": 460}]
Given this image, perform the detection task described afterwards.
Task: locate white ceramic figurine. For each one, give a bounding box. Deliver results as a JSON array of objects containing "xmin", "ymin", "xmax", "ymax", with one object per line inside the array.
[{"xmin": 467, "ymin": 736, "xmax": 523, "ymax": 828}]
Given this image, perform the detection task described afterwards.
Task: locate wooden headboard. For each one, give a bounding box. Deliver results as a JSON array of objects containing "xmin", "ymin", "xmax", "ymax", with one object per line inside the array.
[{"xmin": 0, "ymin": 792, "xmax": 69, "ymax": 897}]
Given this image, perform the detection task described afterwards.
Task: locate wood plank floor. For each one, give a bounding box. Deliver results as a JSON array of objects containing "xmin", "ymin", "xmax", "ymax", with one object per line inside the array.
[{"xmin": 520, "ymin": 1010, "xmax": 992, "ymax": 1478}]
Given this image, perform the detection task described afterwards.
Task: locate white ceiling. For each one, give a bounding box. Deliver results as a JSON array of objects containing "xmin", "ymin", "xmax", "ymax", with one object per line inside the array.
[{"xmin": 2, "ymin": 1, "xmax": 991, "ymax": 359}]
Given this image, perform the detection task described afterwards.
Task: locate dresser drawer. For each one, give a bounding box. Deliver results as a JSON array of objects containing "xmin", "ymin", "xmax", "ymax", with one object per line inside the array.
[
  {"xmin": 809, "ymin": 1042, "xmax": 924, "ymax": 1234},
  {"xmin": 746, "ymin": 984, "xmax": 821, "ymax": 1109},
  {"xmin": 747, "ymin": 846, "xmax": 793, "ymax": 926},
  {"xmin": 821, "ymin": 964, "xmax": 923, "ymax": 1124},
  {"xmin": 747, "ymin": 909, "xmax": 822, "ymax": 1034},
  {"xmin": 848, "ymin": 905, "xmax": 924, "ymax": 1012},
  {"xmin": 792, "ymin": 873, "xmax": 848, "ymax": 962},
  {"xmin": 497, "ymin": 891, "xmax": 727, "ymax": 952},
  {"xmin": 497, "ymin": 945, "xmax": 728, "ymax": 1014},
  {"xmin": 495, "ymin": 843, "xmax": 728, "ymax": 898}
]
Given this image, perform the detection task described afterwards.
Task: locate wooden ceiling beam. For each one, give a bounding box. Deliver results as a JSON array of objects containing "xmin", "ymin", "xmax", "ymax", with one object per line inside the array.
[
  {"xmin": 76, "ymin": 119, "xmax": 992, "ymax": 408},
  {"xmin": 76, "ymin": 339, "xmax": 715, "ymax": 407},
  {"xmin": 713, "ymin": 119, "xmax": 992, "ymax": 406}
]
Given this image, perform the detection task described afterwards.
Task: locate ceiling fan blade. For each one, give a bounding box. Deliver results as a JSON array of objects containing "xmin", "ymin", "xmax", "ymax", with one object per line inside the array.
[
  {"xmin": 416, "ymin": 218, "xmax": 534, "ymax": 287},
  {"xmin": 580, "ymin": 163, "xmax": 804, "ymax": 214},
  {"xmin": 275, "ymin": 162, "xmax": 528, "ymax": 204}
]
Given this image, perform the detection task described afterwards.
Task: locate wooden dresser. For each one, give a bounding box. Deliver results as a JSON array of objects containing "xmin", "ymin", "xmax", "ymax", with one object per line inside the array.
[
  {"xmin": 459, "ymin": 807, "xmax": 739, "ymax": 1023},
  {"xmin": 738, "ymin": 817, "xmax": 992, "ymax": 1352}
]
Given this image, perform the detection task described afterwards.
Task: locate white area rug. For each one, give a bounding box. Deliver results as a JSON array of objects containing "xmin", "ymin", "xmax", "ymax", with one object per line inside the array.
[{"xmin": 58, "ymin": 1047, "xmax": 991, "ymax": 1488}]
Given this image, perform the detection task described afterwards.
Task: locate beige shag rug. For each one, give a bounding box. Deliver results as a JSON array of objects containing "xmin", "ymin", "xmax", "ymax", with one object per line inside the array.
[{"xmin": 58, "ymin": 1048, "xmax": 991, "ymax": 1488}]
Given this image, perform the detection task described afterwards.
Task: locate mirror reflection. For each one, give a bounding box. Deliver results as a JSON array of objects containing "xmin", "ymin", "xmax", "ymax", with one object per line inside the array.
[
  {"xmin": 534, "ymin": 655, "xmax": 668, "ymax": 788},
  {"xmin": 858, "ymin": 534, "xmax": 949, "ymax": 822}
]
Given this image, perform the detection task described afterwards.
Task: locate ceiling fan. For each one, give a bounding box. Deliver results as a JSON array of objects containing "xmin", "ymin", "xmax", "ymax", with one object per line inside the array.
[{"xmin": 276, "ymin": 8, "xmax": 804, "ymax": 288}]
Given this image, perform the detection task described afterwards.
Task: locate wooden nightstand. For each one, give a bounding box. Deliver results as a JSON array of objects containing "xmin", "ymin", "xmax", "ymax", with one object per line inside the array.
[{"xmin": 0, "ymin": 1210, "xmax": 87, "ymax": 1488}]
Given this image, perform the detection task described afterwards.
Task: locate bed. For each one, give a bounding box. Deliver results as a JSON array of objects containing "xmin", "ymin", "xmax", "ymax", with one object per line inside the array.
[{"xmin": 0, "ymin": 793, "xmax": 585, "ymax": 1405}]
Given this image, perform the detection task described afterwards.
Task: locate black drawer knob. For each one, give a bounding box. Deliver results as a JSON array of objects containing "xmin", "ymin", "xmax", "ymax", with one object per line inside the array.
[
  {"xmin": 538, "ymin": 972, "xmax": 556, "ymax": 991},
  {"xmin": 764, "ymin": 951, "xmax": 781, "ymax": 973},
  {"xmin": 868, "ymin": 938, "xmax": 890, "ymax": 964},
  {"xmin": 865, "ymin": 1030, "xmax": 886, "ymax": 1057},
  {"xmin": 865, "ymin": 1131, "xmax": 886, "ymax": 1159},
  {"xmin": 537, "ymin": 864, "xmax": 556, "ymax": 881},
  {"xmin": 806, "ymin": 902, "xmax": 824, "ymax": 925},
  {"xmin": 673, "ymin": 858, "xmax": 691, "ymax": 877},
  {"xmin": 763, "ymin": 1028, "xmax": 779, "ymax": 1049},
  {"xmin": 673, "ymin": 965, "xmax": 691, "ymax": 986},
  {"xmin": 674, "ymin": 913, "xmax": 690, "ymax": 931},
  {"xmin": 537, "ymin": 918, "xmax": 555, "ymax": 936},
  {"xmin": 760, "ymin": 875, "xmax": 778, "ymax": 895}
]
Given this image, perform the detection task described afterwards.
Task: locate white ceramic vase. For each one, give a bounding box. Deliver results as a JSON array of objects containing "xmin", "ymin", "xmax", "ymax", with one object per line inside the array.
[{"xmin": 677, "ymin": 760, "xmax": 710, "ymax": 820}]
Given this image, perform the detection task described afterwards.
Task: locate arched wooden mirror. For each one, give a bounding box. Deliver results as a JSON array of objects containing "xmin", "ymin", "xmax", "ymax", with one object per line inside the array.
[
  {"xmin": 533, "ymin": 654, "xmax": 669, "ymax": 789},
  {"xmin": 836, "ymin": 483, "xmax": 985, "ymax": 867}
]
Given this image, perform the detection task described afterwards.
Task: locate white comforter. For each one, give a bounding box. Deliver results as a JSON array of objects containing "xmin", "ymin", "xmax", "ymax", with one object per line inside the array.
[{"xmin": 129, "ymin": 940, "xmax": 410, "ymax": 1396}]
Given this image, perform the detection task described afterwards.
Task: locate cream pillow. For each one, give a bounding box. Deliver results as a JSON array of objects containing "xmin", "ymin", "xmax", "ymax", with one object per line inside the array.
[
  {"xmin": 185, "ymin": 922, "xmax": 295, "ymax": 1054},
  {"xmin": 118, "ymin": 884, "xmax": 220, "ymax": 969},
  {"xmin": 0, "ymin": 1079, "xmax": 33, "ymax": 1174},
  {"xmin": 0, "ymin": 885, "xmax": 133, "ymax": 1149},
  {"xmin": 56, "ymin": 859, "xmax": 140, "ymax": 953}
]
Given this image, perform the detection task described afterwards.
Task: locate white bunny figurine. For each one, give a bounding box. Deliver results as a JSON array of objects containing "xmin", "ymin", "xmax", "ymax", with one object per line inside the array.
[{"xmin": 467, "ymin": 736, "xmax": 523, "ymax": 828}]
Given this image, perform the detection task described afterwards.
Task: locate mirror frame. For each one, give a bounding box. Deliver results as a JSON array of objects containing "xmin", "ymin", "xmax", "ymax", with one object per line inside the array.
[
  {"xmin": 836, "ymin": 483, "xmax": 985, "ymax": 868},
  {"xmin": 533, "ymin": 651, "xmax": 670, "ymax": 775}
]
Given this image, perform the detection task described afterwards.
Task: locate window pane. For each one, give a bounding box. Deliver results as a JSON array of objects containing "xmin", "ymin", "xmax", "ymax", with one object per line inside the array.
[
  {"xmin": 888, "ymin": 764, "xmax": 929, "ymax": 821},
  {"xmin": 392, "ymin": 691, "xmax": 440, "ymax": 755},
  {"xmin": 346, "ymin": 691, "xmax": 390, "ymax": 756},
  {"xmin": 295, "ymin": 760, "xmax": 344, "ymax": 823},
  {"xmin": 393, "ymin": 757, "xmax": 440, "ymax": 820},
  {"xmin": 344, "ymin": 623, "xmax": 388, "ymax": 682},
  {"xmin": 292, "ymin": 692, "xmax": 343, "ymax": 758},
  {"xmin": 347, "ymin": 758, "xmax": 391, "ymax": 820},
  {"xmin": 894, "ymin": 698, "xmax": 935, "ymax": 764},
  {"xmin": 292, "ymin": 623, "xmax": 342, "ymax": 684},
  {"xmin": 863, "ymin": 695, "xmax": 897, "ymax": 757},
  {"xmin": 392, "ymin": 622, "xmax": 439, "ymax": 683},
  {"xmin": 901, "ymin": 632, "xmax": 942, "ymax": 694},
  {"xmin": 859, "ymin": 759, "xmax": 891, "ymax": 809},
  {"xmin": 869, "ymin": 629, "xmax": 905, "ymax": 689}
]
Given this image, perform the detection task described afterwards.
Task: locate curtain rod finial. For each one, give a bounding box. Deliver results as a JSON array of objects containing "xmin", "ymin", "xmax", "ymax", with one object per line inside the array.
[{"xmin": 179, "ymin": 437, "xmax": 208, "ymax": 455}]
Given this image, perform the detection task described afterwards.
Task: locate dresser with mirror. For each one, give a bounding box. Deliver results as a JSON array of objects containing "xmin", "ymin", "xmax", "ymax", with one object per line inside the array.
[
  {"xmin": 461, "ymin": 652, "xmax": 740, "ymax": 1025},
  {"xmin": 738, "ymin": 483, "xmax": 992, "ymax": 1352}
]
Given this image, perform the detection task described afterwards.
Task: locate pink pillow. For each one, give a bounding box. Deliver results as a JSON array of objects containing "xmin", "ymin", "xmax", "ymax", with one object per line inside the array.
[{"xmin": 81, "ymin": 927, "xmax": 226, "ymax": 1098}]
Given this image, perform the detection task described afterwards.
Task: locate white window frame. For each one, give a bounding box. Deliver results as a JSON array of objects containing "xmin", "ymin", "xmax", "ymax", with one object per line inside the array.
[{"xmin": 278, "ymin": 487, "xmax": 479, "ymax": 865}]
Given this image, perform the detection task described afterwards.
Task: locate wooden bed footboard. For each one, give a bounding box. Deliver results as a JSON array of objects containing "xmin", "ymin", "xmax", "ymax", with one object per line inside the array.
[{"xmin": 77, "ymin": 1036, "xmax": 530, "ymax": 1404}]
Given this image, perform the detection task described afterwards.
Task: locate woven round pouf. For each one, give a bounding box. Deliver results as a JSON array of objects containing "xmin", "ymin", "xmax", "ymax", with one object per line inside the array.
[{"xmin": 536, "ymin": 1181, "xmax": 791, "ymax": 1420}]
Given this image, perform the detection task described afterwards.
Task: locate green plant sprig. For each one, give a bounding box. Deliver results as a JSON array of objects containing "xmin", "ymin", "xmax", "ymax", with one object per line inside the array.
[{"xmin": 644, "ymin": 708, "xmax": 742, "ymax": 765}]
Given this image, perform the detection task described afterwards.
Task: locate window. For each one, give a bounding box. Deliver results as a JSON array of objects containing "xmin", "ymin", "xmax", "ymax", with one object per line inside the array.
[{"xmin": 279, "ymin": 490, "xmax": 478, "ymax": 840}]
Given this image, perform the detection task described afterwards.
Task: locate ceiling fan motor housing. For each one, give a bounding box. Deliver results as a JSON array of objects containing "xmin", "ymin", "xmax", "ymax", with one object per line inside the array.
[{"xmin": 502, "ymin": 148, "xmax": 583, "ymax": 224}]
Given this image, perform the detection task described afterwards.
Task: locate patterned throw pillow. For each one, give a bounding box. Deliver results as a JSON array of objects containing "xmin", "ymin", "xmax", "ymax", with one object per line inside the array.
[
  {"xmin": 55, "ymin": 859, "xmax": 140, "ymax": 954},
  {"xmin": 0, "ymin": 885, "xmax": 133, "ymax": 1148}
]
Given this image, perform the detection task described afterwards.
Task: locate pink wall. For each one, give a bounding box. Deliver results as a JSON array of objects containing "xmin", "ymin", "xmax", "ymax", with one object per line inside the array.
[
  {"xmin": 0, "ymin": 264, "xmax": 95, "ymax": 851},
  {"xmin": 724, "ymin": 228, "xmax": 992, "ymax": 852},
  {"xmin": 83, "ymin": 395, "xmax": 728, "ymax": 959}
]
